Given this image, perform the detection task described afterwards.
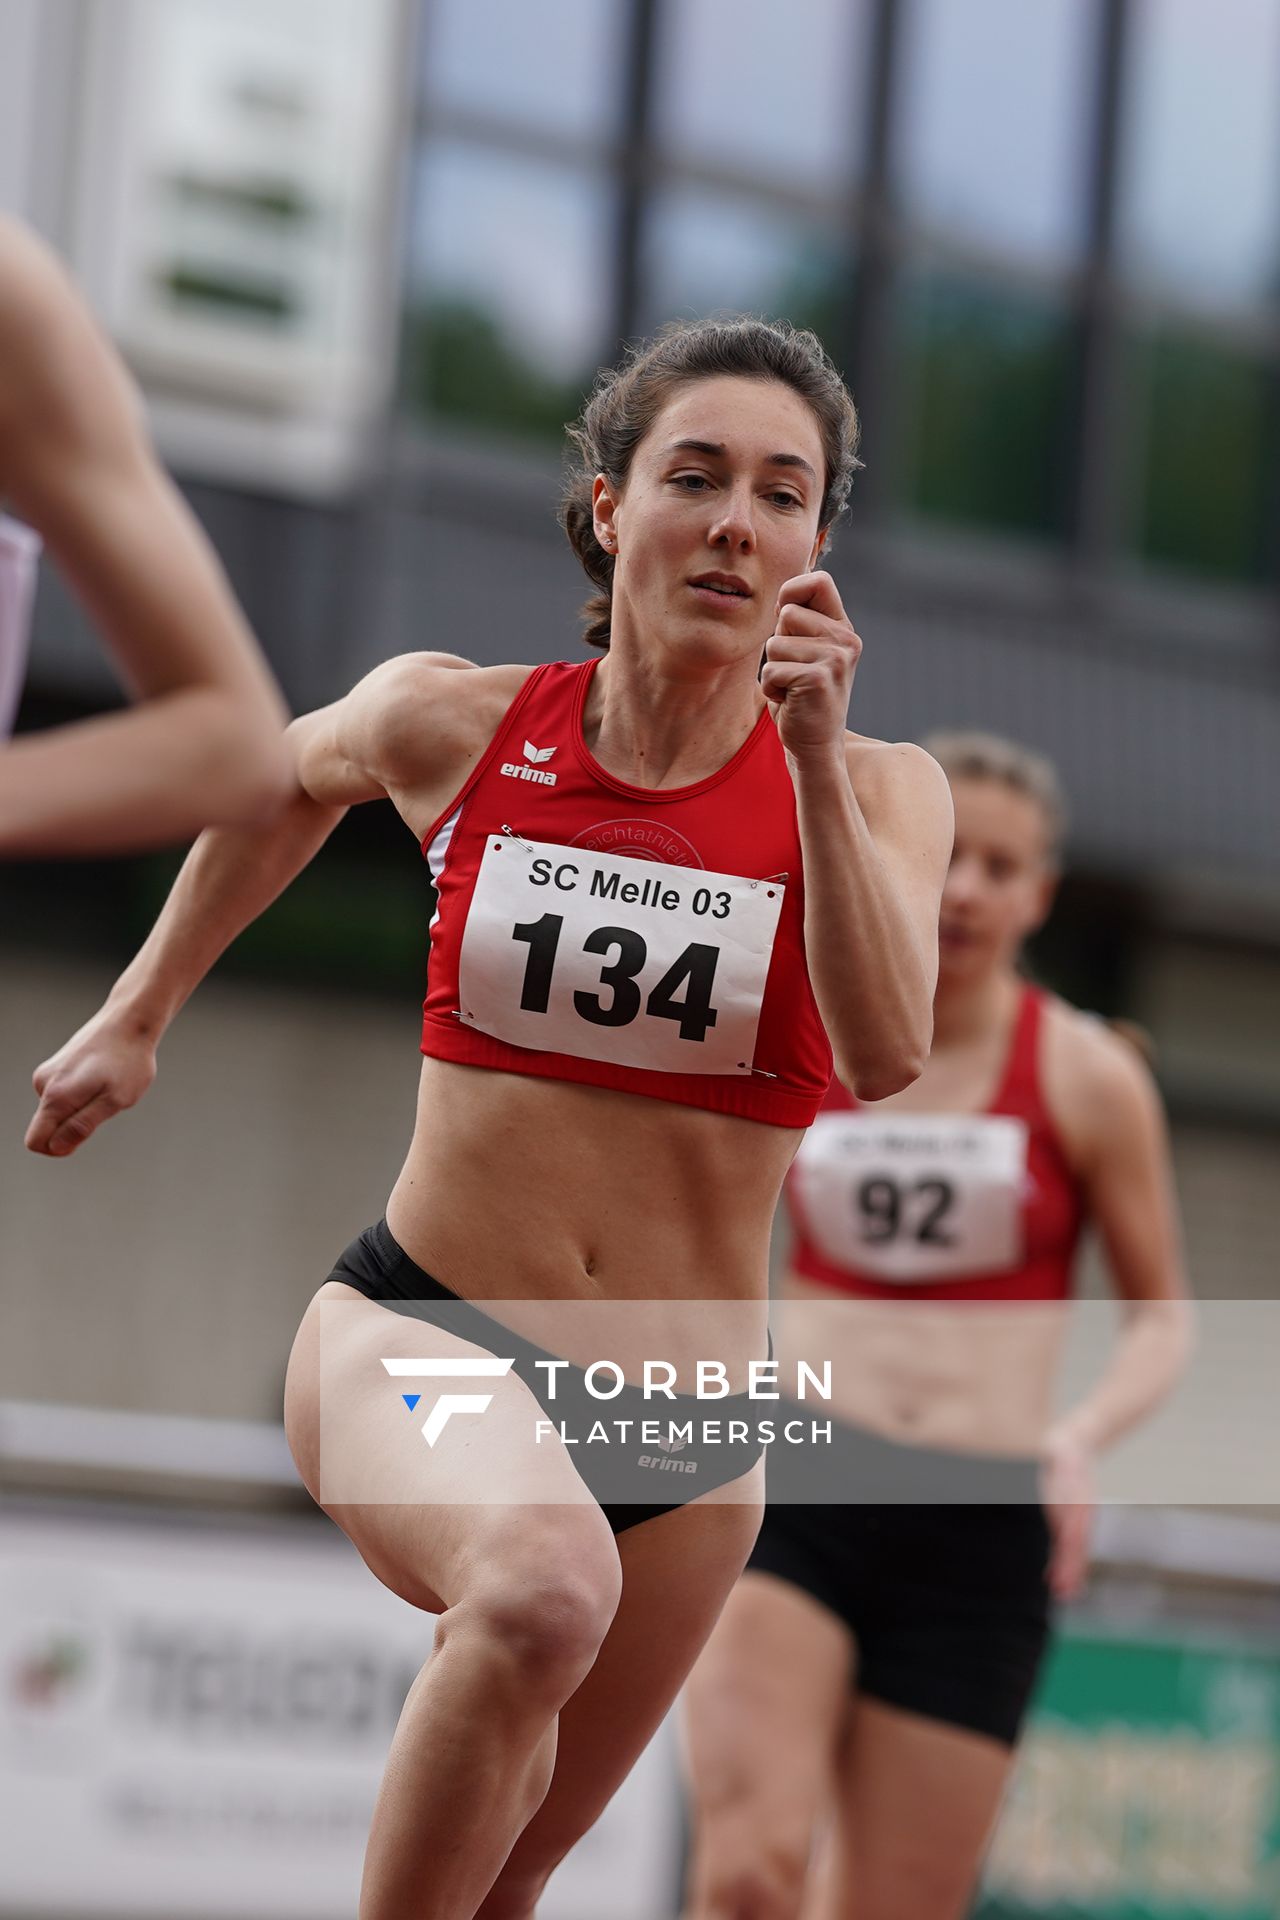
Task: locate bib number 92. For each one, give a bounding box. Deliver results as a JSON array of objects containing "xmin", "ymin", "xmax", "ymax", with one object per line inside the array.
[
  {"xmin": 856, "ymin": 1174, "xmax": 956, "ymax": 1246},
  {"xmin": 514, "ymin": 913, "xmax": 719, "ymax": 1043}
]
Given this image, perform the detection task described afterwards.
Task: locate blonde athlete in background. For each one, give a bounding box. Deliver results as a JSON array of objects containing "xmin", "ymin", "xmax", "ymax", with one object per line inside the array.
[
  {"xmin": 27, "ymin": 320, "xmax": 953, "ymax": 1920},
  {"xmin": 0, "ymin": 216, "xmax": 289, "ymax": 853},
  {"xmin": 682, "ymin": 734, "xmax": 1192, "ymax": 1920}
]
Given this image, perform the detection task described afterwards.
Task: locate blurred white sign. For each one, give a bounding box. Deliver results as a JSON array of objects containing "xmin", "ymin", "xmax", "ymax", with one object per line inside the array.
[
  {"xmin": 69, "ymin": 0, "xmax": 406, "ymax": 494},
  {"xmin": 0, "ymin": 1506, "xmax": 682, "ymax": 1918}
]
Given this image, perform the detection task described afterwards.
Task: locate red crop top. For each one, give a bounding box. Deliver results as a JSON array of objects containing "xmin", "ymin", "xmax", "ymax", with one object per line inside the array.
[
  {"xmin": 786, "ymin": 986, "xmax": 1084, "ymax": 1299},
  {"xmin": 418, "ymin": 659, "xmax": 833, "ymax": 1127}
]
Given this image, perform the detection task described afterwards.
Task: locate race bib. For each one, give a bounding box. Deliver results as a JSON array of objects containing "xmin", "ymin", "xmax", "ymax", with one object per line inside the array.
[
  {"xmin": 457, "ymin": 833, "xmax": 784, "ymax": 1075},
  {"xmin": 793, "ymin": 1111, "xmax": 1029, "ymax": 1283}
]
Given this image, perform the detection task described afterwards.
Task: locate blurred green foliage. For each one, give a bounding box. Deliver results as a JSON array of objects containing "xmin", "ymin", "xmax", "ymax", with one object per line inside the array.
[
  {"xmin": 1136, "ymin": 327, "xmax": 1271, "ymax": 584},
  {"xmin": 902, "ymin": 273, "xmax": 1073, "ymax": 539},
  {"xmin": 402, "ymin": 276, "xmax": 1272, "ymax": 585},
  {"xmin": 402, "ymin": 299, "xmax": 591, "ymax": 444}
]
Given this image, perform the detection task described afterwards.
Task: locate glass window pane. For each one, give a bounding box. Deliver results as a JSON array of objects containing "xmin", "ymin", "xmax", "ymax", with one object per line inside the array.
[
  {"xmin": 419, "ymin": 0, "xmax": 623, "ymax": 141},
  {"xmin": 1131, "ymin": 328, "xmax": 1271, "ymax": 583},
  {"xmin": 1120, "ymin": 0, "xmax": 1280, "ymax": 310},
  {"xmin": 402, "ymin": 144, "xmax": 610, "ymax": 442},
  {"xmin": 894, "ymin": 0, "xmax": 1091, "ymax": 265},
  {"xmin": 641, "ymin": 187, "xmax": 848, "ymax": 349},
  {"xmin": 901, "ymin": 271, "xmax": 1074, "ymax": 538},
  {"xmin": 653, "ymin": 0, "xmax": 869, "ymax": 188}
]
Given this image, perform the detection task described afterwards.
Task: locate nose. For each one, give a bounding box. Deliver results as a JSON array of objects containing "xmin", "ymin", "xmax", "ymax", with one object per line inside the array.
[
  {"xmin": 707, "ymin": 484, "xmax": 756, "ymax": 555},
  {"xmin": 943, "ymin": 854, "xmax": 982, "ymax": 905}
]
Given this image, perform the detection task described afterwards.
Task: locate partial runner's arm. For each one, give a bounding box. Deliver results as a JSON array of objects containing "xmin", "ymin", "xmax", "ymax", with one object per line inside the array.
[
  {"xmin": 1048, "ymin": 1014, "xmax": 1194, "ymax": 1456},
  {"xmin": 24, "ymin": 653, "xmax": 500, "ymax": 1156},
  {"xmin": 763, "ymin": 570, "xmax": 952, "ymax": 1099},
  {"xmin": 1040, "ymin": 1010, "xmax": 1194, "ymax": 1597},
  {"xmin": 0, "ymin": 217, "xmax": 290, "ymax": 853}
]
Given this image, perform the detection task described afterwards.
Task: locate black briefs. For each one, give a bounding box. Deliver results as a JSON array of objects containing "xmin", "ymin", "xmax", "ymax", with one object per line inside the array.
[{"xmin": 327, "ymin": 1217, "xmax": 766, "ymax": 1537}]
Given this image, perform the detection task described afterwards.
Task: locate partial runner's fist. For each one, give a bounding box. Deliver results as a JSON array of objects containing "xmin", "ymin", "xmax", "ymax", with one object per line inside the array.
[
  {"xmin": 26, "ymin": 1006, "xmax": 157, "ymax": 1157},
  {"xmin": 761, "ymin": 572, "xmax": 861, "ymax": 762}
]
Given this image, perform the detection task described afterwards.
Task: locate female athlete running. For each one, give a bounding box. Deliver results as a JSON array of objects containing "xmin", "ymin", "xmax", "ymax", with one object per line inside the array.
[
  {"xmin": 682, "ymin": 733, "xmax": 1192, "ymax": 1920},
  {"xmin": 0, "ymin": 216, "xmax": 288, "ymax": 852},
  {"xmin": 26, "ymin": 319, "xmax": 953, "ymax": 1919}
]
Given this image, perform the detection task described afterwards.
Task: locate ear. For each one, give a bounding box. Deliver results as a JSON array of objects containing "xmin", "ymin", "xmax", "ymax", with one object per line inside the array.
[
  {"xmin": 592, "ymin": 474, "xmax": 619, "ymax": 553},
  {"xmin": 809, "ymin": 525, "xmax": 831, "ymax": 570}
]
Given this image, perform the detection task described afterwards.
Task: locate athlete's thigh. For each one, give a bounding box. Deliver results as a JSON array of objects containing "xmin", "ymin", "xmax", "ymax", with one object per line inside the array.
[
  {"xmin": 495, "ymin": 1480, "xmax": 767, "ymax": 1883},
  {"xmin": 285, "ymin": 1280, "xmax": 615, "ymax": 1615},
  {"xmin": 684, "ymin": 1561, "xmax": 854, "ymax": 1830},
  {"xmin": 816, "ymin": 1696, "xmax": 1016, "ymax": 1920}
]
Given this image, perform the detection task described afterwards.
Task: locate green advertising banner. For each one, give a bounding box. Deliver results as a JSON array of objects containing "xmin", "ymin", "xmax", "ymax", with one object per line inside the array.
[{"xmin": 976, "ymin": 1627, "xmax": 1280, "ymax": 1920}]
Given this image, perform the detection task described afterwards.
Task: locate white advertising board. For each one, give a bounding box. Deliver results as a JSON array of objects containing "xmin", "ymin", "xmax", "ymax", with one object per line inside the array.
[{"xmin": 0, "ymin": 1505, "xmax": 681, "ymax": 1918}]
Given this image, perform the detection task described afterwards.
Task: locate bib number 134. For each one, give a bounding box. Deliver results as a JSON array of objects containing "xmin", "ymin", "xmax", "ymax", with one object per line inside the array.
[
  {"xmin": 514, "ymin": 914, "xmax": 720, "ymax": 1042},
  {"xmin": 457, "ymin": 835, "xmax": 785, "ymax": 1075}
]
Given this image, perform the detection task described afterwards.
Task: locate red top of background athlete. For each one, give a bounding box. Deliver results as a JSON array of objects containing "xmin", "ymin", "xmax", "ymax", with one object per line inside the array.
[{"xmin": 779, "ymin": 732, "xmax": 1192, "ymax": 1597}]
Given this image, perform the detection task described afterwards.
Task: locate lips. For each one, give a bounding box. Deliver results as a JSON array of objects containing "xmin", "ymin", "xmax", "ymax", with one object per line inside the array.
[{"xmin": 689, "ymin": 572, "xmax": 752, "ymax": 601}]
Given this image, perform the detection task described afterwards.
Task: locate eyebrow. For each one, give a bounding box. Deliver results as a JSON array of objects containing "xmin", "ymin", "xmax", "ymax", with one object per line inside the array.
[{"xmin": 663, "ymin": 439, "xmax": 819, "ymax": 486}]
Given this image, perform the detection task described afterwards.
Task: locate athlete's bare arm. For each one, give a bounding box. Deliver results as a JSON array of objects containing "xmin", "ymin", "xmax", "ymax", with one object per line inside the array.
[
  {"xmin": 1048, "ymin": 1007, "xmax": 1194, "ymax": 1442},
  {"xmin": 762, "ymin": 569, "xmax": 952, "ymax": 1098},
  {"xmin": 0, "ymin": 216, "xmax": 290, "ymax": 854},
  {"xmin": 24, "ymin": 654, "xmax": 524, "ymax": 1155},
  {"xmin": 1038, "ymin": 1005, "xmax": 1194, "ymax": 1595}
]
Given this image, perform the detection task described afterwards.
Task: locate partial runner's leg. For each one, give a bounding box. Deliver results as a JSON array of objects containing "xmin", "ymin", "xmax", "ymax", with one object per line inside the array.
[
  {"xmin": 812, "ymin": 1697, "xmax": 1017, "ymax": 1920},
  {"xmin": 475, "ymin": 1482, "xmax": 765, "ymax": 1920},
  {"xmin": 681, "ymin": 1569, "xmax": 852, "ymax": 1920},
  {"xmin": 285, "ymin": 1282, "xmax": 623, "ymax": 1920}
]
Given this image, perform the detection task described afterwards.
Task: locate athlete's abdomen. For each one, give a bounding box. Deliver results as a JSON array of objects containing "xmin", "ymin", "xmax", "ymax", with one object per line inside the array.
[
  {"xmin": 387, "ymin": 1055, "xmax": 800, "ymax": 1305},
  {"xmin": 779, "ymin": 1270, "xmax": 1069, "ymax": 1454}
]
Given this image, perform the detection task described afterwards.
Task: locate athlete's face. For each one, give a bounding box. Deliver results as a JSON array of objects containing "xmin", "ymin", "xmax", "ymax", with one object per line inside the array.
[
  {"xmin": 593, "ymin": 375, "xmax": 828, "ymax": 665},
  {"xmin": 938, "ymin": 778, "xmax": 1057, "ymax": 986}
]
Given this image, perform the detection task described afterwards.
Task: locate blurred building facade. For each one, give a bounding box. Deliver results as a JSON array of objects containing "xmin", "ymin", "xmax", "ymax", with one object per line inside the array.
[
  {"xmin": 6, "ymin": 0, "xmax": 1279, "ymax": 1124},
  {"xmin": 3, "ymin": 0, "xmax": 1280, "ymax": 1309}
]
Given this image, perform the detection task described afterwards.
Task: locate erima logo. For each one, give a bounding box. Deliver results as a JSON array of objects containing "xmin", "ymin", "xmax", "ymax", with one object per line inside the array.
[
  {"xmin": 499, "ymin": 741, "xmax": 557, "ymax": 787},
  {"xmin": 382, "ymin": 1356, "xmax": 514, "ymax": 1446}
]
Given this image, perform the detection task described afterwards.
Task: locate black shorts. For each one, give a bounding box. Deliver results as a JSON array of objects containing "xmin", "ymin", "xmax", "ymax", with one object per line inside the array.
[
  {"xmin": 748, "ymin": 1423, "xmax": 1053, "ymax": 1747},
  {"xmin": 327, "ymin": 1218, "xmax": 765, "ymax": 1537}
]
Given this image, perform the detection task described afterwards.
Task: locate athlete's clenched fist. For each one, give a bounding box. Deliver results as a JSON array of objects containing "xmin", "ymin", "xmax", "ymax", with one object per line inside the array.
[
  {"xmin": 760, "ymin": 571, "xmax": 861, "ymax": 761},
  {"xmin": 26, "ymin": 1005, "xmax": 157, "ymax": 1156}
]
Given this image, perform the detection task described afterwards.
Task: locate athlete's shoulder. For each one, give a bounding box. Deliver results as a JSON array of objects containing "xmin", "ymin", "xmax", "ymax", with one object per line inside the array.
[
  {"xmin": 844, "ymin": 734, "xmax": 953, "ymax": 837},
  {"xmin": 845, "ymin": 732, "xmax": 946, "ymax": 783},
  {"xmin": 1041, "ymin": 994, "xmax": 1147, "ymax": 1080},
  {"xmin": 359, "ymin": 650, "xmax": 529, "ymax": 702},
  {"xmin": 346, "ymin": 653, "xmax": 534, "ymax": 782},
  {"xmin": 1040, "ymin": 995, "xmax": 1163, "ymax": 1164}
]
